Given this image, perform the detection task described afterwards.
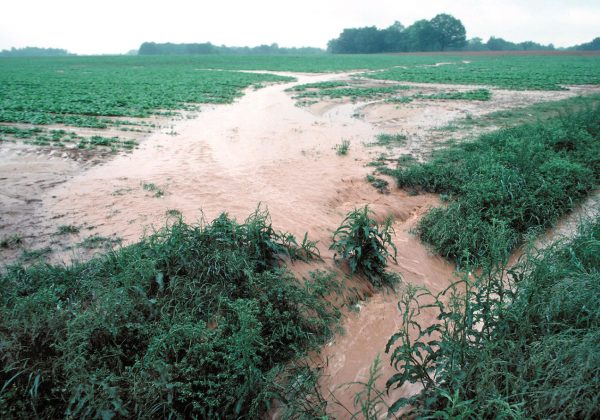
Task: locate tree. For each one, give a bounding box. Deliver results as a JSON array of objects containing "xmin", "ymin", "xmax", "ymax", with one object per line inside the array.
[
  {"xmin": 382, "ymin": 21, "xmax": 408, "ymax": 52},
  {"xmin": 405, "ymin": 19, "xmax": 439, "ymax": 51},
  {"xmin": 486, "ymin": 36, "xmax": 518, "ymax": 51},
  {"xmin": 327, "ymin": 27, "xmax": 385, "ymax": 53},
  {"xmin": 430, "ymin": 13, "xmax": 466, "ymax": 50},
  {"xmin": 465, "ymin": 37, "xmax": 486, "ymax": 51},
  {"xmin": 573, "ymin": 37, "xmax": 600, "ymax": 51}
]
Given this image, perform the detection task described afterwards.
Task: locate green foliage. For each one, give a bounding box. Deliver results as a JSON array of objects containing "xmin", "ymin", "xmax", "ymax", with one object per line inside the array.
[
  {"xmin": 78, "ymin": 235, "xmax": 121, "ymax": 250},
  {"xmin": 0, "ymin": 209, "xmax": 336, "ymax": 418},
  {"xmin": 330, "ymin": 206, "xmax": 399, "ymax": 287},
  {"xmin": 138, "ymin": 42, "xmax": 326, "ymax": 56},
  {"xmin": 19, "ymin": 247, "xmax": 52, "ymax": 263},
  {"xmin": 386, "ymin": 215, "xmax": 600, "ymax": 418},
  {"xmin": 370, "ymin": 133, "xmax": 407, "ymax": 147},
  {"xmin": 292, "ymin": 85, "xmax": 409, "ymax": 101},
  {"xmin": 327, "ymin": 14, "xmax": 466, "ymax": 53},
  {"xmin": 0, "ymin": 235, "xmax": 23, "ymax": 249},
  {"xmin": 56, "ymin": 225, "xmax": 80, "ymax": 235},
  {"xmin": 442, "ymin": 93, "xmax": 600, "ymax": 132},
  {"xmin": 395, "ymin": 107, "xmax": 600, "ymax": 267},
  {"xmin": 430, "ymin": 14, "xmax": 467, "ymax": 51},
  {"xmin": 334, "ymin": 140, "xmax": 351, "ymax": 156},
  {"xmin": 415, "ymin": 88, "xmax": 491, "ymax": 101},
  {"xmin": 366, "ymin": 175, "xmax": 389, "ymax": 194},
  {"xmin": 369, "ymin": 55, "xmax": 600, "ymax": 90},
  {"xmin": 0, "ymin": 57, "xmax": 293, "ymax": 128},
  {"xmin": 332, "ymin": 354, "xmax": 393, "ymax": 419},
  {"xmin": 287, "ymin": 81, "xmax": 349, "ymax": 91},
  {"xmin": 142, "ymin": 182, "xmax": 165, "ymax": 198}
]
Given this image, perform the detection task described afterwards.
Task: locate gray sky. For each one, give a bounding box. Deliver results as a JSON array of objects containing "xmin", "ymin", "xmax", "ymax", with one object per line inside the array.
[{"xmin": 1, "ymin": 0, "xmax": 599, "ymax": 54}]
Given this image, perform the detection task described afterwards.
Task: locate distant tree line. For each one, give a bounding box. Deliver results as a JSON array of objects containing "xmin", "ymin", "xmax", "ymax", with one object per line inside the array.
[
  {"xmin": 463, "ymin": 37, "xmax": 555, "ymax": 51},
  {"xmin": 328, "ymin": 14, "xmax": 600, "ymax": 53},
  {"xmin": 0, "ymin": 47, "xmax": 74, "ymax": 57},
  {"xmin": 327, "ymin": 14, "xmax": 467, "ymax": 53},
  {"xmin": 571, "ymin": 37, "xmax": 600, "ymax": 51},
  {"xmin": 138, "ymin": 42, "xmax": 325, "ymax": 55}
]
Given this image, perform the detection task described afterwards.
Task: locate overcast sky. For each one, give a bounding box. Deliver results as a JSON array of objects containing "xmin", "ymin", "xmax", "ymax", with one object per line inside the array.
[{"xmin": 1, "ymin": 0, "xmax": 599, "ymax": 54}]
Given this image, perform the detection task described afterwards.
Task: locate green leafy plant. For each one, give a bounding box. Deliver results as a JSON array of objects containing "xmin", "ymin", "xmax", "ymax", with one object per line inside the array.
[
  {"xmin": 142, "ymin": 182, "xmax": 164, "ymax": 197},
  {"xmin": 330, "ymin": 205, "xmax": 398, "ymax": 287},
  {"xmin": 334, "ymin": 139, "xmax": 351, "ymax": 156},
  {"xmin": 366, "ymin": 174, "xmax": 389, "ymax": 194},
  {"xmin": 0, "ymin": 235, "xmax": 23, "ymax": 249},
  {"xmin": 56, "ymin": 225, "xmax": 80, "ymax": 235}
]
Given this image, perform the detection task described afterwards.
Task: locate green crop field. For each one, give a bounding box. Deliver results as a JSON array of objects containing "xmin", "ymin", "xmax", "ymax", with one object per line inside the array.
[
  {"xmin": 0, "ymin": 57, "xmax": 293, "ymax": 129},
  {"xmin": 1, "ymin": 54, "xmax": 599, "ymax": 134},
  {"xmin": 366, "ymin": 54, "xmax": 600, "ymax": 90}
]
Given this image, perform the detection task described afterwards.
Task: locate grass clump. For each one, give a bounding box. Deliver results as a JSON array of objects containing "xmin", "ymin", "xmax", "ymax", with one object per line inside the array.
[
  {"xmin": 394, "ymin": 107, "xmax": 600, "ymax": 267},
  {"xmin": 79, "ymin": 234, "xmax": 121, "ymax": 249},
  {"xmin": 330, "ymin": 205, "xmax": 399, "ymax": 287},
  {"xmin": 386, "ymin": 215, "xmax": 600, "ymax": 418},
  {"xmin": 366, "ymin": 174, "xmax": 389, "ymax": 194},
  {"xmin": 56, "ymin": 225, "xmax": 80, "ymax": 235},
  {"xmin": 416, "ymin": 88, "xmax": 491, "ymax": 101},
  {"xmin": 142, "ymin": 182, "xmax": 164, "ymax": 197},
  {"xmin": 334, "ymin": 139, "xmax": 351, "ymax": 156},
  {"xmin": 0, "ymin": 208, "xmax": 336, "ymax": 418},
  {"xmin": 370, "ymin": 133, "xmax": 407, "ymax": 148},
  {"xmin": 19, "ymin": 247, "xmax": 52, "ymax": 263},
  {"xmin": 0, "ymin": 235, "xmax": 23, "ymax": 249}
]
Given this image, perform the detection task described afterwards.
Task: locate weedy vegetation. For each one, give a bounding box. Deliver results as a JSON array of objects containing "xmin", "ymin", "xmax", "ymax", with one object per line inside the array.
[
  {"xmin": 142, "ymin": 182, "xmax": 165, "ymax": 198},
  {"xmin": 386, "ymin": 215, "xmax": 600, "ymax": 418},
  {"xmin": 393, "ymin": 106, "xmax": 600, "ymax": 267},
  {"xmin": 55, "ymin": 225, "xmax": 80, "ymax": 235},
  {"xmin": 366, "ymin": 174, "xmax": 390, "ymax": 194},
  {"xmin": 414, "ymin": 88, "xmax": 491, "ymax": 101},
  {"xmin": 369, "ymin": 133, "xmax": 408, "ymax": 148},
  {"xmin": 0, "ymin": 208, "xmax": 339, "ymax": 418},
  {"xmin": 78, "ymin": 234, "xmax": 122, "ymax": 250},
  {"xmin": 0, "ymin": 235, "xmax": 23, "ymax": 249},
  {"xmin": 330, "ymin": 206, "xmax": 399, "ymax": 287},
  {"xmin": 292, "ymin": 85, "xmax": 410, "ymax": 102},
  {"xmin": 334, "ymin": 139, "xmax": 351, "ymax": 155}
]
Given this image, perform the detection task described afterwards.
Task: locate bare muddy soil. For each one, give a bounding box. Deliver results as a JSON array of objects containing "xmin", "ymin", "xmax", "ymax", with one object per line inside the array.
[{"xmin": 1, "ymin": 72, "xmax": 599, "ymax": 416}]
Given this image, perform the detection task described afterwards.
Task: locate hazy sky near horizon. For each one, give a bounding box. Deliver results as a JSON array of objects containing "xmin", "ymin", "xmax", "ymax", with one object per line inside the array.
[{"xmin": 1, "ymin": 0, "xmax": 599, "ymax": 54}]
